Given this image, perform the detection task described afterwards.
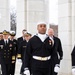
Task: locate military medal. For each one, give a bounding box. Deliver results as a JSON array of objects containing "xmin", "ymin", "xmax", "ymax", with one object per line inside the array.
[
  {"xmin": 9, "ymin": 44, "xmax": 12, "ymax": 47},
  {"xmin": 49, "ymin": 40, "xmax": 52, "ymax": 45}
]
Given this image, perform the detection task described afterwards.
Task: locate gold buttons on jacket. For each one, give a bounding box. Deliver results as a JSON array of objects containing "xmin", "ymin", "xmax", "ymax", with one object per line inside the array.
[
  {"xmin": 8, "ymin": 50, "xmax": 10, "ymax": 52},
  {"xmin": 4, "ymin": 50, "xmax": 6, "ymax": 51},
  {"xmin": 4, "ymin": 53, "xmax": 6, "ymax": 54}
]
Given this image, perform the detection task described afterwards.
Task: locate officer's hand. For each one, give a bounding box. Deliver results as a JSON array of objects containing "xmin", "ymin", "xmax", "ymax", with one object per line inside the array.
[
  {"xmin": 72, "ymin": 68, "xmax": 75, "ymax": 75},
  {"xmin": 54, "ymin": 64, "xmax": 60, "ymax": 73},
  {"xmin": 24, "ymin": 68, "xmax": 30, "ymax": 75},
  {"xmin": 12, "ymin": 61, "xmax": 15, "ymax": 63},
  {"xmin": 17, "ymin": 59, "xmax": 22, "ymax": 63}
]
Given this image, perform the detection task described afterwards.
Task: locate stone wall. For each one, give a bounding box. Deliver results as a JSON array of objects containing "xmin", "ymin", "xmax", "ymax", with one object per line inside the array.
[
  {"xmin": 0, "ymin": 0, "xmax": 10, "ymax": 32},
  {"xmin": 16, "ymin": 0, "xmax": 49, "ymax": 37}
]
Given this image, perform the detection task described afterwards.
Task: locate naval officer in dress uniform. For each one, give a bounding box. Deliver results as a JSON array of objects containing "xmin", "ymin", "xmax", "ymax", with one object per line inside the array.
[
  {"xmin": 17, "ymin": 32, "xmax": 32, "ymax": 74},
  {"xmin": 48, "ymin": 28, "xmax": 63, "ymax": 75},
  {"xmin": 17, "ymin": 29, "xmax": 27, "ymax": 47},
  {"xmin": 9, "ymin": 31, "xmax": 18, "ymax": 75},
  {"xmin": 0, "ymin": 30, "xmax": 15, "ymax": 75},
  {"xmin": 23, "ymin": 22, "xmax": 53, "ymax": 75}
]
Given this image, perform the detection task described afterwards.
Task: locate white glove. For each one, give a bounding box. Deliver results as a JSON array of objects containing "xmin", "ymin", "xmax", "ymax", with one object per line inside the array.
[
  {"xmin": 72, "ymin": 68, "xmax": 75, "ymax": 75},
  {"xmin": 54, "ymin": 64, "xmax": 60, "ymax": 73},
  {"xmin": 0, "ymin": 65, "xmax": 2, "ymax": 74},
  {"xmin": 17, "ymin": 59, "xmax": 22, "ymax": 63},
  {"xmin": 24, "ymin": 69, "xmax": 30, "ymax": 75}
]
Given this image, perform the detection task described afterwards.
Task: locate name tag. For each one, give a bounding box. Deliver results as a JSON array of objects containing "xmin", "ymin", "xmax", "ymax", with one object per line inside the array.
[{"xmin": 23, "ymin": 46, "xmax": 26, "ymax": 48}]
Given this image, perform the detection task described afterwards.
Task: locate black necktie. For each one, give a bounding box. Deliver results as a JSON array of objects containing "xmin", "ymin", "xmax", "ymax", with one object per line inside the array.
[{"xmin": 6, "ymin": 40, "xmax": 7, "ymax": 45}]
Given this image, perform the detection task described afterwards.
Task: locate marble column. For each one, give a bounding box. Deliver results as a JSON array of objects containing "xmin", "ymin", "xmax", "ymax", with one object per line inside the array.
[
  {"xmin": 72, "ymin": 0, "xmax": 75, "ymax": 46},
  {"xmin": 58, "ymin": 0, "xmax": 72, "ymax": 75},
  {"xmin": 16, "ymin": 0, "xmax": 27, "ymax": 37},
  {"xmin": 0, "ymin": 0, "xmax": 10, "ymax": 32}
]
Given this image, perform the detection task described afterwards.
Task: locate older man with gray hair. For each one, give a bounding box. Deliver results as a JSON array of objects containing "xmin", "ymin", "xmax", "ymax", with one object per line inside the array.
[{"xmin": 48, "ymin": 28, "xmax": 63, "ymax": 75}]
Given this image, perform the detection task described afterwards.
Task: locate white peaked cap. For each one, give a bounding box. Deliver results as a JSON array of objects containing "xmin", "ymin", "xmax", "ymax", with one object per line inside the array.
[
  {"xmin": 37, "ymin": 21, "xmax": 47, "ymax": 26},
  {"xmin": 10, "ymin": 30, "xmax": 15, "ymax": 34}
]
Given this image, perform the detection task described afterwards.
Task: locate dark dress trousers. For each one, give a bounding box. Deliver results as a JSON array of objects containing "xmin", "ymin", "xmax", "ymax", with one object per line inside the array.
[{"xmin": 50, "ymin": 36, "xmax": 63, "ymax": 75}]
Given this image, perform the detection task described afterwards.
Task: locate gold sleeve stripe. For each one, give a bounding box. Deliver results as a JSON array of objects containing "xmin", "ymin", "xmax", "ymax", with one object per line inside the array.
[
  {"xmin": 17, "ymin": 54, "xmax": 21, "ymax": 58},
  {"xmin": 12, "ymin": 56, "xmax": 15, "ymax": 60}
]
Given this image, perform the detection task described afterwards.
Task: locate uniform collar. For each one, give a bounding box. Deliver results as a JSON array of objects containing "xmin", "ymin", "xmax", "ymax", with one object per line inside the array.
[
  {"xmin": 10, "ymin": 39, "xmax": 14, "ymax": 41},
  {"xmin": 4, "ymin": 39, "xmax": 9, "ymax": 43},
  {"xmin": 36, "ymin": 33, "xmax": 48, "ymax": 42}
]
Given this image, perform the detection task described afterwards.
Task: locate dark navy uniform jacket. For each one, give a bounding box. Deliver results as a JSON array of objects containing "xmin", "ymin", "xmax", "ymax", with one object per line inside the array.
[
  {"xmin": 17, "ymin": 37, "xmax": 24, "ymax": 45},
  {"xmin": 71, "ymin": 46, "xmax": 75, "ymax": 68},
  {"xmin": 11, "ymin": 39, "xmax": 18, "ymax": 60},
  {"xmin": 17, "ymin": 40, "xmax": 27, "ymax": 61},
  {"xmin": 24, "ymin": 35, "xmax": 53, "ymax": 69},
  {"xmin": 51, "ymin": 36, "xmax": 63, "ymax": 65},
  {"xmin": 0, "ymin": 39, "xmax": 15, "ymax": 64}
]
